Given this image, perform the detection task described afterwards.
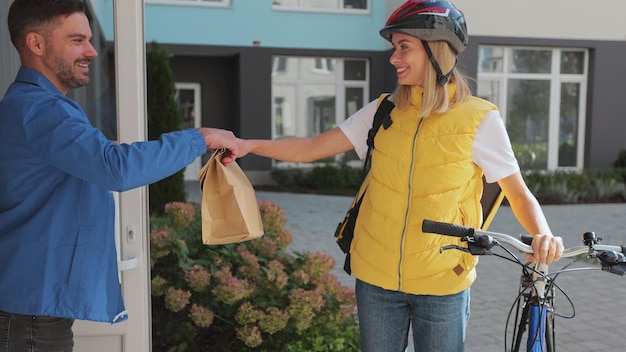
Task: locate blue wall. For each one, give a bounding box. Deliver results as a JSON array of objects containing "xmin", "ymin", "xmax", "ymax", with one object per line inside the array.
[{"xmin": 95, "ymin": 1, "xmax": 389, "ymax": 51}]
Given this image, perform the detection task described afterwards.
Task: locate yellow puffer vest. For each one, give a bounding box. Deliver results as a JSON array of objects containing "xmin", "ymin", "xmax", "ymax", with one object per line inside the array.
[{"xmin": 351, "ymin": 86, "xmax": 498, "ymax": 295}]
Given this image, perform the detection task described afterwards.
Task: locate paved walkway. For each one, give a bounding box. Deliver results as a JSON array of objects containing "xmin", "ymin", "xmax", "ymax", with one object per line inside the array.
[{"xmin": 186, "ymin": 182, "xmax": 626, "ymax": 351}]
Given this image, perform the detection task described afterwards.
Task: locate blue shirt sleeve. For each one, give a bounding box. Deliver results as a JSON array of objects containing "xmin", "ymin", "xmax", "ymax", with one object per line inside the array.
[{"xmin": 23, "ymin": 92, "xmax": 206, "ymax": 191}]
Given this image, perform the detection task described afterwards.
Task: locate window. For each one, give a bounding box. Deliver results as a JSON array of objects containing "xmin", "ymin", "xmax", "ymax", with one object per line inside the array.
[
  {"xmin": 273, "ymin": 0, "xmax": 369, "ymax": 13},
  {"xmin": 146, "ymin": 0, "xmax": 230, "ymax": 7},
  {"xmin": 272, "ymin": 56, "xmax": 369, "ymax": 165},
  {"xmin": 174, "ymin": 83, "xmax": 202, "ymax": 180},
  {"xmin": 477, "ymin": 46, "xmax": 588, "ymax": 171}
]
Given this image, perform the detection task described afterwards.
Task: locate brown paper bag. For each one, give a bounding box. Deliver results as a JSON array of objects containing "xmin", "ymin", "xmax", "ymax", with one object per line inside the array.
[{"xmin": 197, "ymin": 148, "xmax": 263, "ymax": 245}]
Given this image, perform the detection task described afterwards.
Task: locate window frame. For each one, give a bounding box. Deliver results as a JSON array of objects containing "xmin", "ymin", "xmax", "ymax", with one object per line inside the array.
[
  {"xmin": 145, "ymin": 0, "xmax": 231, "ymax": 8},
  {"xmin": 271, "ymin": 55, "xmax": 370, "ymax": 167},
  {"xmin": 174, "ymin": 82, "xmax": 202, "ymax": 180},
  {"xmin": 272, "ymin": 0, "xmax": 370, "ymax": 14},
  {"xmin": 477, "ymin": 45, "xmax": 589, "ymax": 171}
]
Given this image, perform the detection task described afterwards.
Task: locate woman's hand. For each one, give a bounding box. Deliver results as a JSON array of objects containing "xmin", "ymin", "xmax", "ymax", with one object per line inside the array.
[{"xmin": 526, "ymin": 234, "xmax": 563, "ymax": 264}]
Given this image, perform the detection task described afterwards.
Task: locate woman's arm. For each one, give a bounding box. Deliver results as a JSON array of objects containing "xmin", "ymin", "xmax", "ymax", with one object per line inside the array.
[
  {"xmin": 238, "ymin": 127, "xmax": 354, "ymax": 163},
  {"xmin": 498, "ymin": 172, "xmax": 563, "ymax": 264}
]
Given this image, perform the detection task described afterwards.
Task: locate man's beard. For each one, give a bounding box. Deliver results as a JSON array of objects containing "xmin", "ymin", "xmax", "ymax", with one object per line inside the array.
[{"xmin": 44, "ymin": 47, "xmax": 91, "ymax": 89}]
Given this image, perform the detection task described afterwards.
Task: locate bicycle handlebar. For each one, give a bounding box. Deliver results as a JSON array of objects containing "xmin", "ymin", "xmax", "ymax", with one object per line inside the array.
[
  {"xmin": 422, "ymin": 219, "xmax": 626, "ymax": 263},
  {"xmin": 422, "ymin": 219, "xmax": 626, "ymax": 349}
]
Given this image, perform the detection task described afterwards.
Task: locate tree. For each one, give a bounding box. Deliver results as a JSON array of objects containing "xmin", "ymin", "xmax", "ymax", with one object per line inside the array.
[{"xmin": 146, "ymin": 42, "xmax": 186, "ymax": 215}]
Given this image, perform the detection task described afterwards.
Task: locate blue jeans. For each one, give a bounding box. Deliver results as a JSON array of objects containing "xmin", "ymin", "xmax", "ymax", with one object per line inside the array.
[
  {"xmin": 0, "ymin": 310, "xmax": 74, "ymax": 352},
  {"xmin": 356, "ymin": 279, "xmax": 469, "ymax": 352}
]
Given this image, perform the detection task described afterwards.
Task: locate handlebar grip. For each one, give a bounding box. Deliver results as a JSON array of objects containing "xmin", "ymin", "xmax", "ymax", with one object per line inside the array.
[
  {"xmin": 422, "ymin": 219, "xmax": 474, "ymax": 238},
  {"xmin": 520, "ymin": 234, "xmax": 534, "ymax": 245}
]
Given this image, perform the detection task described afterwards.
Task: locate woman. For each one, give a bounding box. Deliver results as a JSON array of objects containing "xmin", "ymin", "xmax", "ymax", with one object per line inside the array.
[{"xmin": 237, "ymin": 1, "xmax": 563, "ymax": 351}]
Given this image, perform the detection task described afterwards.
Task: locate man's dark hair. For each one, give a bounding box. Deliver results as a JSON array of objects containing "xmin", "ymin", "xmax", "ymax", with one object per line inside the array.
[{"xmin": 8, "ymin": 0, "xmax": 86, "ymax": 50}]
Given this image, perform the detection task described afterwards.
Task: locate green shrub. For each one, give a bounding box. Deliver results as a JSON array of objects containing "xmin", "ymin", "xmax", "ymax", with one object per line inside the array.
[
  {"xmin": 580, "ymin": 170, "xmax": 626, "ymax": 202},
  {"xmin": 270, "ymin": 167, "xmax": 307, "ymax": 192},
  {"xmin": 269, "ymin": 162, "xmax": 626, "ymax": 204},
  {"xmin": 304, "ymin": 165, "xmax": 344, "ymax": 191},
  {"xmin": 270, "ymin": 163, "xmax": 362, "ymax": 195},
  {"xmin": 614, "ymin": 150, "xmax": 626, "ymax": 168},
  {"xmin": 150, "ymin": 201, "xmax": 360, "ymax": 352},
  {"xmin": 338, "ymin": 162, "xmax": 364, "ymax": 190},
  {"xmin": 147, "ymin": 42, "xmax": 186, "ymax": 216},
  {"xmin": 523, "ymin": 170, "xmax": 625, "ymax": 204}
]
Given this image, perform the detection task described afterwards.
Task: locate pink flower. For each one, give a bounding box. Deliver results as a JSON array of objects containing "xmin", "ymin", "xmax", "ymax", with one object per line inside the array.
[
  {"xmin": 164, "ymin": 201, "xmax": 195, "ymax": 229},
  {"xmin": 267, "ymin": 259, "xmax": 288, "ymax": 289},
  {"xmin": 151, "ymin": 276, "xmax": 168, "ymax": 297},
  {"xmin": 184, "ymin": 264, "xmax": 211, "ymax": 293},
  {"xmin": 258, "ymin": 200, "xmax": 288, "ymax": 248},
  {"xmin": 300, "ymin": 252, "xmax": 335, "ymax": 284},
  {"xmin": 317, "ymin": 274, "xmax": 357, "ymax": 316},
  {"xmin": 291, "ymin": 269, "xmax": 311, "ymax": 285},
  {"xmin": 258, "ymin": 200, "xmax": 287, "ymax": 227},
  {"xmin": 286, "ymin": 288, "xmax": 324, "ymax": 331},
  {"xmin": 236, "ymin": 247, "xmax": 261, "ymax": 278},
  {"xmin": 150, "ymin": 227, "xmax": 173, "ymax": 248},
  {"xmin": 236, "ymin": 325, "xmax": 263, "ymax": 348},
  {"xmin": 250, "ymin": 237, "xmax": 278, "ymax": 258},
  {"xmin": 235, "ymin": 302, "xmax": 263, "ymax": 325},
  {"xmin": 258, "ymin": 306, "xmax": 290, "ymax": 334},
  {"xmin": 150, "ymin": 227, "xmax": 174, "ymax": 260},
  {"xmin": 211, "ymin": 267, "xmax": 253, "ymax": 305},
  {"xmin": 276, "ymin": 228, "xmax": 293, "ymax": 248},
  {"xmin": 188, "ymin": 304, "xmax": 214, "ymax": 328},
  {"xmin": 164, "ymin": 287, "xmax": 191, "ymax": 312}
]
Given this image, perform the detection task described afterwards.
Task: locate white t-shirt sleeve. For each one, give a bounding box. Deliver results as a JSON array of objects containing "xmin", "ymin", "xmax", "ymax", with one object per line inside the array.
[
  {"xmin": 473, "ymin": 110, "xmax": 520, "ymax": 183},
  {"xmin": 338, "ymin": 99, "xmax": 379, "ymax": 160}
]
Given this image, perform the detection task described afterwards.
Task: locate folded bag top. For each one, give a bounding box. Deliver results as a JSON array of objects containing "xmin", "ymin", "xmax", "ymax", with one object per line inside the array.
[{"xmin": 197, "ymin": 148, "xmax": 264, "ymax": 245}]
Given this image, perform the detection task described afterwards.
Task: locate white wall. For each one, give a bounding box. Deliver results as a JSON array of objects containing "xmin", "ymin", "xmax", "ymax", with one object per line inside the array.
[
  {"xmin": 385, "ymin": 0, "xmax": 626, "ymax": 42},
  {"xmin": 452, "ymin": 0, "xmax": 626, "ymax": 41}
]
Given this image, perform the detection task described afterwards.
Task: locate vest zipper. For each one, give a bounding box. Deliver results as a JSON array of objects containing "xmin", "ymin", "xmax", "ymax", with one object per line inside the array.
[{"xmin": 397, "ymin": 117, "xmax": 425, "ymax": 290}]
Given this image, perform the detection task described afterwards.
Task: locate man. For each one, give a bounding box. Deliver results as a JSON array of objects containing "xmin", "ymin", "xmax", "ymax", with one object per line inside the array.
[{"xmin": 0, "ymin": 0, "xmax": 238, "ymax": 350}]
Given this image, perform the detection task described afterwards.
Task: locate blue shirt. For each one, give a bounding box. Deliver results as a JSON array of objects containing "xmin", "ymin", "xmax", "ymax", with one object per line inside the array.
[{"xmin": 0, "ymin": 67, "xmax": 207, "ymax": 322}]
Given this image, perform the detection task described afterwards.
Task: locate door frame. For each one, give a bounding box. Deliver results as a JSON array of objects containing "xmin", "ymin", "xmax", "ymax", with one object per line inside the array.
[{"xmin": 74, "ymin": 0, "xmax": 152, "ymax": 351}]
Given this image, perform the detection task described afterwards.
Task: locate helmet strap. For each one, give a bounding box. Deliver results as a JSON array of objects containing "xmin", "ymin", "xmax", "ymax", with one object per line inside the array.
[{"xmin": 421, "ymin": 40, "xmax": 455, "ymax": 86}]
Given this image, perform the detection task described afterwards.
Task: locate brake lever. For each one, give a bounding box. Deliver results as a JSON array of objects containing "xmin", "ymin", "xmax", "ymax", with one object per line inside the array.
[
  {"xmin": 440, "ymin": 244, "xmax": 468, "ymax": 253},
  {"xmin": 597, "ymin": 251, "xmax": 626, "ymax": 275},
  {"xmin": 600, "ymin": 263, "xmax": 626, "ymax": 276},
  {"xmin": 466, "ymin": 242, "xmax": 494, "ymax": 255},
  {"xmin": 440, "ymin": 240, "xmax": 494, "ymax": 255}
]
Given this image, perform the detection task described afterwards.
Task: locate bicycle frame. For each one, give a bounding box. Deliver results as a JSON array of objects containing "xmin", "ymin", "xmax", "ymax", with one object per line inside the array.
[
  {"xmin": 526, "ymin": 303, "xmax": 549, "ymax": 352},
  {"xmin": 511, "ymin": 262, "xmax": 554, "ymax": 352}
]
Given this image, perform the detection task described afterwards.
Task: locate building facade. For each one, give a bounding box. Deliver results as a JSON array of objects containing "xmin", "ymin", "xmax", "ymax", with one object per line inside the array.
[
  {"xmin": 3, "ymin": 0, "xmax": 626, "ymax": 182},
  {"xmin": 0, "ymin": 0, "xmax": 624, "ymax": 350},
  {"xmin": 454, "ymin": 0, "xmax": 626, "ymax": 172}
]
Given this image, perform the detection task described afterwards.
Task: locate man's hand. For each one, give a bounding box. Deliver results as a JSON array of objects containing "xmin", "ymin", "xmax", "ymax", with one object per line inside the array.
[{"xmin": 197, "ymin": 128, "xmax": 239, "ymax": 165}]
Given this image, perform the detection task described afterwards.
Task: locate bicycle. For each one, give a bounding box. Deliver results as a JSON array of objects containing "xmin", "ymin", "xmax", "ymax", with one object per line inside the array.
[{"xmin": 421, "ymin": 219, "xmax": 626, "ymax": 352}]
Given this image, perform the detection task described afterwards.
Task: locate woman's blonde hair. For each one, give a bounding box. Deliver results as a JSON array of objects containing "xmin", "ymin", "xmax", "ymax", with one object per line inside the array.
[{"xmin": 391, "ymin": 41, "xmax": 472, "ymax": 118}]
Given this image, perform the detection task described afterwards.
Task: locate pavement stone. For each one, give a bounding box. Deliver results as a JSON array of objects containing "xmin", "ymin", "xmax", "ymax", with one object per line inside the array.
[{"xmin": 186, "ymin": 182, "xmax": 626, "ymax": 351}]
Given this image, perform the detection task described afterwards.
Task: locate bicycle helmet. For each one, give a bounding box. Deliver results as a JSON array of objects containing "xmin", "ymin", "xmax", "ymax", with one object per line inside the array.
[{"xmin": 379, "ymin": 0, "xmax": 468, "ymax": 54}]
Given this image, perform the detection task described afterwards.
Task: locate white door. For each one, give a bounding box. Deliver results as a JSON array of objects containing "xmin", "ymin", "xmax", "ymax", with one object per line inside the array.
[
  {"xmin": 175, "ymin": 82, "xmax": 202, "ymax": 180},
  {"xmin": 74, "ymin": 0, "xmax": 152, "ymax": 351}
]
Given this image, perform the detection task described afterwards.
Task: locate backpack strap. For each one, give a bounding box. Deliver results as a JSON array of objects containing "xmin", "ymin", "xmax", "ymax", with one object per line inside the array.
[
  {"xmin": 480, "ymin": 176, "xmax": 505, "ymax": 230},
  {"xmin": 336, "ymin": 95, "xmax": 395, "ymax": 275},
  {"xmin": 362, "ymin": 94, "xmax": 395, "ymax": 177}
]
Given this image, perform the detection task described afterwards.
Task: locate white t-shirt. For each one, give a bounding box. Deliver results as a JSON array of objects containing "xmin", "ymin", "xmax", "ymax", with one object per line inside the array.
[{"xmin": 338, "ymin": 99, "xmax": 520, "ymax": 183}]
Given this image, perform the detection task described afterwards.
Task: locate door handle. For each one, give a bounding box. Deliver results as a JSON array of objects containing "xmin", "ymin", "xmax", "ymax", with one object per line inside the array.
[{"xmin": 118, "ymin": 257, "xmax": 138, "ymax": 271}]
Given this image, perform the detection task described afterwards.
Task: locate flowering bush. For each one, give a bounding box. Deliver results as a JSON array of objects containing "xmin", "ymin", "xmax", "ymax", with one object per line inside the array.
[{"xmin": 151, "ymin": 200, "xmax": 359, "ymax": 351}]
